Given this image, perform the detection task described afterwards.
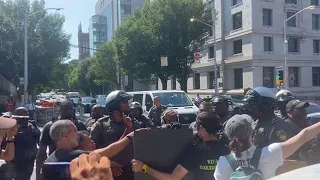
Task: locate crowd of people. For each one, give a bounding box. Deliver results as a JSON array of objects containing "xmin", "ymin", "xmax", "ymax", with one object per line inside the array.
[{"xmin": 0, "ymin": 87, "xmax": 319, "ymax": 180}]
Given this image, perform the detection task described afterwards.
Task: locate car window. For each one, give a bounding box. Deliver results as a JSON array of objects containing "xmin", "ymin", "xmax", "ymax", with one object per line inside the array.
[
  {"xmin": 133, "ymin": 94, "xmax": 143, "ymax": 105},
  {"xmin": 145, "ymin": 94, "xmax": 153, "ymax": 111},
  {"xmin": 306, "ymin": 104, "xmax": 320, "ymax": 114},
  {"xmin": 152, "ymin": 92, "xmax": 193, "ymax": 107}
]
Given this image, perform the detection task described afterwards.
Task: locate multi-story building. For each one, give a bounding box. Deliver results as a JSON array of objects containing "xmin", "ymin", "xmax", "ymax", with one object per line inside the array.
[
  {"xmin": 93, "ymin": 0, "xmax": 153, "ymax": 91},
  {"xmin": 77, "ymin": 23, "xmax": 90, "ymax": 59},
  {"xmin": 89, "ymin": 15, "xmax": 108, "ymax": 56},
  {"xmin": 160, "ymin": 0, "xmax": 320, "ymax": 98}
]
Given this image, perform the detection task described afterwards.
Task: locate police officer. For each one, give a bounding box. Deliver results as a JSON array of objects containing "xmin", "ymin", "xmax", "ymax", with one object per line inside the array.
[
  {"xmin": 242, "ymin": 87, "xmax": 290, "ymax": 148},
  {"xmin": 4, "ymin": 107, "xmax": 40, "ymax": 180},
  {"xmin": 129, "ymin": 102, "xmax": 154, "ymax": 128},
  {"xmin": 211, "ymin": 96, "xmax": 233, "ymax": 125},
  {"xmin": 276, "ymin": 89, "xmax": 294, "ymax": 119},
  {"xmin": 148, "ymin": 96, "xmax": 167, "ymax": 126},
  {"xmin": 90, "ymin": 90, "xmax": 135, "ymax": 180}
]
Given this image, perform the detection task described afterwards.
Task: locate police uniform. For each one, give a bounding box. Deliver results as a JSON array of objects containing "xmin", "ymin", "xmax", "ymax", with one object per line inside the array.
[
  {"xmin": 90, "ymin": 116, "xmax": 137, "ymax": 180},
  {"xmin": 148, "ymin": 105, "xmax": 167, "ymax": 126},
  {"xmin": 253, "ymin": 115, "xmax": 290, "ymax": 148},
  {"xmin": 132, "ymin": 115, "xmax": 154, "ymax": 129}
]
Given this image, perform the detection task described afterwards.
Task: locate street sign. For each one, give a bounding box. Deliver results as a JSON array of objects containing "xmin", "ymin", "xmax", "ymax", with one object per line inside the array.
[
  {"xmin": 160, "ymin": 57, "xmax": 168, "ymax": 67},
  {"xmin": 276, "ymin": 66, "xmax": 284, "ymax": 71},
  {"xmin": 194, "ymin": 52, "xmax": 201, "ymax": 62},
  {"xmin": 19, "ymin": 77, "xmax": 24, "ymax": 85}
]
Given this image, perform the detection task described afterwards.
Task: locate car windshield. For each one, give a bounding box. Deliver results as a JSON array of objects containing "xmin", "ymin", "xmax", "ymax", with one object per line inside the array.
[
  {"xmin": 82, "ymin": 97, "xmax": 92, "ymax": 104},
  {"xmin": 96, "ymin": 98, "xmax": 105, "ymax": 105},
  {"xmin": 152, "ymin": 92, "xmax": 193, "ymax": 107},
  {"xmin": 306, "ymin": 104, "xmax": 320, "ymax": 114}
]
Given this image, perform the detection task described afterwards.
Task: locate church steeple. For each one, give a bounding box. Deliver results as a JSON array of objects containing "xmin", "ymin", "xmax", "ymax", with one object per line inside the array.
[{"xmin": 78, "ymin": 22, "xmax": 82, "ymax": 34}]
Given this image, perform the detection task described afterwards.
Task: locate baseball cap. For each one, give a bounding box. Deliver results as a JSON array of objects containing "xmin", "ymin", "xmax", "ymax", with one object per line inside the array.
[
  {"xmin": 0, "ymin": 117, "xmax": 17, "ymax": 130},
  {"xmin": 224, "ymin": 114, "xmax": 254, "ymax": 139},
  {"xmin": 286, "ymin": 99, "xmax": 309, "ymax": 112}
]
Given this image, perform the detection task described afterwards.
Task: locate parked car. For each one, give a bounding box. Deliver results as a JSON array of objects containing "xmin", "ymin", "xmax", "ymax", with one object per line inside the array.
[
  {"xmin": 82, "ymin": 97, "xmax": 94, "ymax": 113},
  {"xmin": 306, "ymin": 102, "xmax": 320, "ymax": 126}
]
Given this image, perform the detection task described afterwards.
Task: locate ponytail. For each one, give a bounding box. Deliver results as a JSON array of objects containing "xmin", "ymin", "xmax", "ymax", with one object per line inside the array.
[{"xmin": 229, "ymin": 138, "xmax": 250, "ymax": 158}]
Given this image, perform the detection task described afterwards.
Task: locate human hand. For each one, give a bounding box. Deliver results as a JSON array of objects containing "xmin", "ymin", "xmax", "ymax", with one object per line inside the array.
[
  {"xmin": 7, "ymin": 124, "xmax": 19, "ymax": 139},
  {"xmin": 70, "ymin": 153, "xmax": 112, "ymax": 180},
  {"xmin": 131, "ymin": 159, "xmax": 144, "ymax": 173},
  {"xmin": 127, "ymin": 128, "xmax": 150, "ymax": 139},
  {"xmin": 123, "ymin": 116, "xmax": 133, "ymax": 130},
  {"xmin": 110, "ymin": 161, "xmax": 123, "ymax": 177}
]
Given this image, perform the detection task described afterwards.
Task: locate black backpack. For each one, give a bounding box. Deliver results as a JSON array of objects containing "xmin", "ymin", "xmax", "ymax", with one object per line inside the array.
[{"xmin": 7, "ymin": 120, "xmax": 40, "ymax": 162}]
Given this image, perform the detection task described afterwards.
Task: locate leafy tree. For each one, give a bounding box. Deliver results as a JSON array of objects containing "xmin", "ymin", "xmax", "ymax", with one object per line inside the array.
[
  {"xmin": 0, "ymin": 0, "xmax": 70, "ymax": 94},
  {"xmin": 113, "ymin": 0, "xmax": 210, "ymax": 91}
]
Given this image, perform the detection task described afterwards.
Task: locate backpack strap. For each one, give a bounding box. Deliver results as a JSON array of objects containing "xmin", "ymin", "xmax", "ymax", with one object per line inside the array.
[
  {"xmin": 225, "ymin": 154, "xmax": 238, "ymax": 172},
  {"xmin": 251, "ymin": 148, "xmax": 262, "ymax": 168}
]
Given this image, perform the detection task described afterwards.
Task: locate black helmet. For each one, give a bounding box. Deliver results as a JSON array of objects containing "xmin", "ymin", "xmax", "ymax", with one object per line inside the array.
[
  {"xmin": 129, "ymin": 102, "xmax": 143, "ymax": 115},
  {"xmin": 105, "ymin": 90, "xmax": 132, "ymax": 114},
  {"xmin": 276, "ymin": 89, "xmax": 294, "ymax": 102},
  {"xmin": 211, "ymin": 96, "xmax": 232, "ymax": 106},
  {"xmin": 242, "ymin": 87, "xmax": 277, "ymax": 112}
]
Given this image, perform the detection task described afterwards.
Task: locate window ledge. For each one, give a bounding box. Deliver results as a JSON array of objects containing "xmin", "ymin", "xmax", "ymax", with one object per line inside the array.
[
  {"xmin": 231, "ymin": 27, "xmax": 243, "ymax": 34},
  {"xmin": 314, "ymin": 53, "xmax": 320, "ymax": 56},
  {"xmin": 231, "ymin": 2, "xmax": 243, "ymax": 8},
  {"xmin": 288, "ymin": 52, "xmax": 300, "ymax": 55},
  {"xmin": 264, "ymin": 51, "xmax": 275, "ymax": 54},
  {"xmin": 233, "ymin": 53, "xmax": 243, "ymax": 57},
  {"xmin": 312, "ymin": 29, "xmax": 320, "ymax": 32},
  {"xmin": 263, "ymin": 25, "xmax": 273, "ymax": 28}
]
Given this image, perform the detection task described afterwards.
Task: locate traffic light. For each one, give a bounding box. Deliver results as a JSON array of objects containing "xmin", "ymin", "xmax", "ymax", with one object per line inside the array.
[{"xmin": 276, "ymin": 70, "xmax": 284, "ymax": 86}]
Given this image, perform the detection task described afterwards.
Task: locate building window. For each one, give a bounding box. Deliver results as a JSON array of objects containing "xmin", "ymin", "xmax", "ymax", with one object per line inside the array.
[
  {"xmin": 263, "ymin": 9, "xmax": 273, "ymax": 26},
  {"xmin": 287, "ymin": 12, "xmax": 297, "ymax": 27},
  {"xmin": 264, "ymin": 37, "xmax": 274, "ymax": 52},
  {"xmin": 234, "ymin": 68, "xmax": 243, "ymax": 89},
  {"xmin": 263, "ymin": 67, "xmax": 275, "ymax": 88},
  {"xmin": 208, "ymin": 72, "xmax": 215, "ymax": 89},
  {"xmin": 232, "ymin": 12, "xmax": 242, "ymax": 30},
  {"xmin": 311, "ymin": 0, "xmax": 319, "ymax": 6},
  {"xmin": 232, "ymin": 0, "xmax": 242, "ymax": 6},
  {"xmin": 288, "ymin": 67, "xmax": 299, "ymax": 87},
  {"xmin": 171, "ymin": 76, "xmax": 176, "ymax": 90},
  {"xmin": 312, "ymin": 67, "xmax": 320, "ymax": 86},
  {"xmin": 288, "ymin": 38, "xmax": 300, "ymax": 52},
  {"xmin": 194, "ymin": 73, "xmax": 200, "ymax": 89},
  {"xmin": 285, "ymin": 0, "xmax": 297, "ymax": 4},
  {"xmin": 312, "ymin": 14, "xmax": 320, "ymax": 30},
  {"xmin": 314, "ymin": 40, "xmax": 320, "ymax": 53},
  {"xmin": 234, "ymin": 39, "xmax": 242, "ymax": 54},
  {"xmin": 209, "ymin": 46, "xmax": 215, "ymax": 59}
]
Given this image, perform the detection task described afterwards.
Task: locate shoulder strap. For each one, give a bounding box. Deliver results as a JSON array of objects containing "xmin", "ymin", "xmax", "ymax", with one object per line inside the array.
[
  {"xmin": 251, "ymin": 148, "xmax": 262, "ymax": 168},
  {"xmin": 225, "ymin": 154, "xmax": 238, "ymax": 172}
]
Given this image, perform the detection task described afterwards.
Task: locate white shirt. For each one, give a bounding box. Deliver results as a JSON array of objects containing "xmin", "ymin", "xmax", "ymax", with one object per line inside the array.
[{"xmin": 214, "ymin": 143, "xmax": 283, "ymax": 180}]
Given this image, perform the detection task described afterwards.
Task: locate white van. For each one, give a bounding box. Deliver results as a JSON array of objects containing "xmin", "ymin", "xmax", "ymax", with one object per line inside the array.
[{"xmin": 128, "ymin": 90, "xmax": 199, "ymax": 124}]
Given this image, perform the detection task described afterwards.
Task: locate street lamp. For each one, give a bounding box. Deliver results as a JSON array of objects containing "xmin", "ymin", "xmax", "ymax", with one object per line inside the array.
[
  {"xmin": 190, "ymin": 6, "xmax": 218, "ymax": 96},
  {"xmin": 283, "ymin": 5, "xmax": 316, "ymax": 89},
  {"xmin": 24, "ymin": 8, "xmax": 63, "ymax": 105}
]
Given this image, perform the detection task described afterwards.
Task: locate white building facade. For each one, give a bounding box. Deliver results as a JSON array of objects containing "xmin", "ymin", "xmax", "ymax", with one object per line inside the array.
[{"xmin": 161, "ymin": 0, "xmax": 320, "ymax": 98}]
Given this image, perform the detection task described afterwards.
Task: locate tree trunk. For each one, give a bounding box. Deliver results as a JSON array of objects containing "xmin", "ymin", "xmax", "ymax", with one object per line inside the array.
[{"xmin": 161, "ymin": 79, "xmax": 168, "ymax": 90}]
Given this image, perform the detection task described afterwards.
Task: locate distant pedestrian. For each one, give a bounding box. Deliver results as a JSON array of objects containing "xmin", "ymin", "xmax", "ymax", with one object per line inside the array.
[
  {"xmin": 26, "ymin": 100, "xmax": 35, "ymax": 120},
  {"xmin": 148, "ymin": 97, "xmax": 167, "ymax": 126}
]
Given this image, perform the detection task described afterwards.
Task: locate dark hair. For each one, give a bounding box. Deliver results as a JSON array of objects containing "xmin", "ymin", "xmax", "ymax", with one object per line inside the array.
[
  {"xmin": 199, "ymin": 102, "xmax": 214, "ymax": 113},
  {"xmin": 77, "ymin": 131, "xmax": 90, "ymax": 147},
  {"xmin": 195, "ymin": 112, "xmax": 222, "ymax": 135},
  {"xmin": 229, "ymin": 138, "xmax": 251, "ymax": 158}
]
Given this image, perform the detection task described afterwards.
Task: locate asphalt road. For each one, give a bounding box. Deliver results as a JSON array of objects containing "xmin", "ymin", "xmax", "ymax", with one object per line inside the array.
[{"xmin": 0, "ymin": 113, "xmax": 90, "ymax": 180}]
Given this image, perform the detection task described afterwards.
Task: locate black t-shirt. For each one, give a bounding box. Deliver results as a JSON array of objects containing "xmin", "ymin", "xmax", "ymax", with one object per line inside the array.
[
  {"xmin": 179, "ymin": 141, "xmax": 230, "ymax": 180},
  {"xmin": 40, "ymin": 120, "xmax": 88, "ymax": 155},
  {"xmin": 45, "ymin": 149, "xmax": 89, "ymax": 163}
]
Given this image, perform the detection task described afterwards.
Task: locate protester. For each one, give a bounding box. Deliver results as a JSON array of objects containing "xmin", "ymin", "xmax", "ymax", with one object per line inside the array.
[
  {"xmin": 2, "ymin": 107, "xmax": 40, "ymax": 180},
  {"xmin": 189, "ymin": 101, "xmax": 214, "ymax": 134},
  {"xmin": 90, "ymin": 90, "xmax": 136, "ymax": 180},
  {"xmin": 85, "ymin": 104, "xmax": 105, "ymax": 130},
  {"xmin": 76, "ymin": 131, "xmax": 96, "ymax": 151},
  {"xmin": 129, "ymin": 102, "xmax": 154, "ymax": 129},
  {"xmin": 70, "ymin": 153, "xmax": 113, "ymax": 180},
  {"xmin": 242, "ymin": 87, "xmax": 290, "ymax": 148},
  {"xmin": 26, "ymin": 100, "xmax": 36, "ymax": 120},
  {"xmin": 36, "ymin": 101, "xmax": 87, "ymax": 180},
  {"xmin": 132, "ymin": 112, "xmax": 230, "ymax": 179},
  {"xmin": 276, "ymin": 89, "xmax": 294, "ymax": 119},
  {"xmin": 148, "ymin": 96, "xmax": 167, "ymax": 126},
  {"xmin": 194, "ymin": 94, "xmax": 203, "ymax": 107},
  {"xmin": 5, "ymin": 99, "xmax": 13, "ymax": 113},
  {"xmin": 214, "ymin": 114, "xmax": 320, "ymax": 180},
  {"xmin": 211, "ymin": 96, "xmax": 233, "ymax": 125}
]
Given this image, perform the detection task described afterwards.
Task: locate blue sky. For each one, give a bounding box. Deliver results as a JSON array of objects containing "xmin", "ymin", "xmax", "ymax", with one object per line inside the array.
[{"xmin": 44, "ymin": 0, "xmax": 96, "ymax": 60}]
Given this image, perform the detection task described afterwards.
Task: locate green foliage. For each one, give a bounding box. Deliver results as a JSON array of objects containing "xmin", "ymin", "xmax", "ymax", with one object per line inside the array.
[
  {"xmin": 0, "ymin": 0, "xmax": 70, "ymax": 93},
  {"xmin": 113, "ymin": 0, "xmax": 211, "ymax": 91}
]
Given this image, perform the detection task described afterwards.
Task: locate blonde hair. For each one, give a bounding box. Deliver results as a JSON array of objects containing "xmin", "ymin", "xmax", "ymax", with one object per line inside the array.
[{"xmin": 161, "ymin": 109, "xmax": 179, "ymax": 124}]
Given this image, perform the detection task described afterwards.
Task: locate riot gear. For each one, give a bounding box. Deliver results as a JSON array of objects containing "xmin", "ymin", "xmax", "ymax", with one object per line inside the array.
[
  {"xmin": 105, "ymin": 90, "xmax": 132, "ymax": 114},
  {"xmin": 129, "ymin": 102, "xmax": 143, "ymax": 115},
  {"xmin": 276, "ymin": 89, "xmax": 294, "ymax": 119}
]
